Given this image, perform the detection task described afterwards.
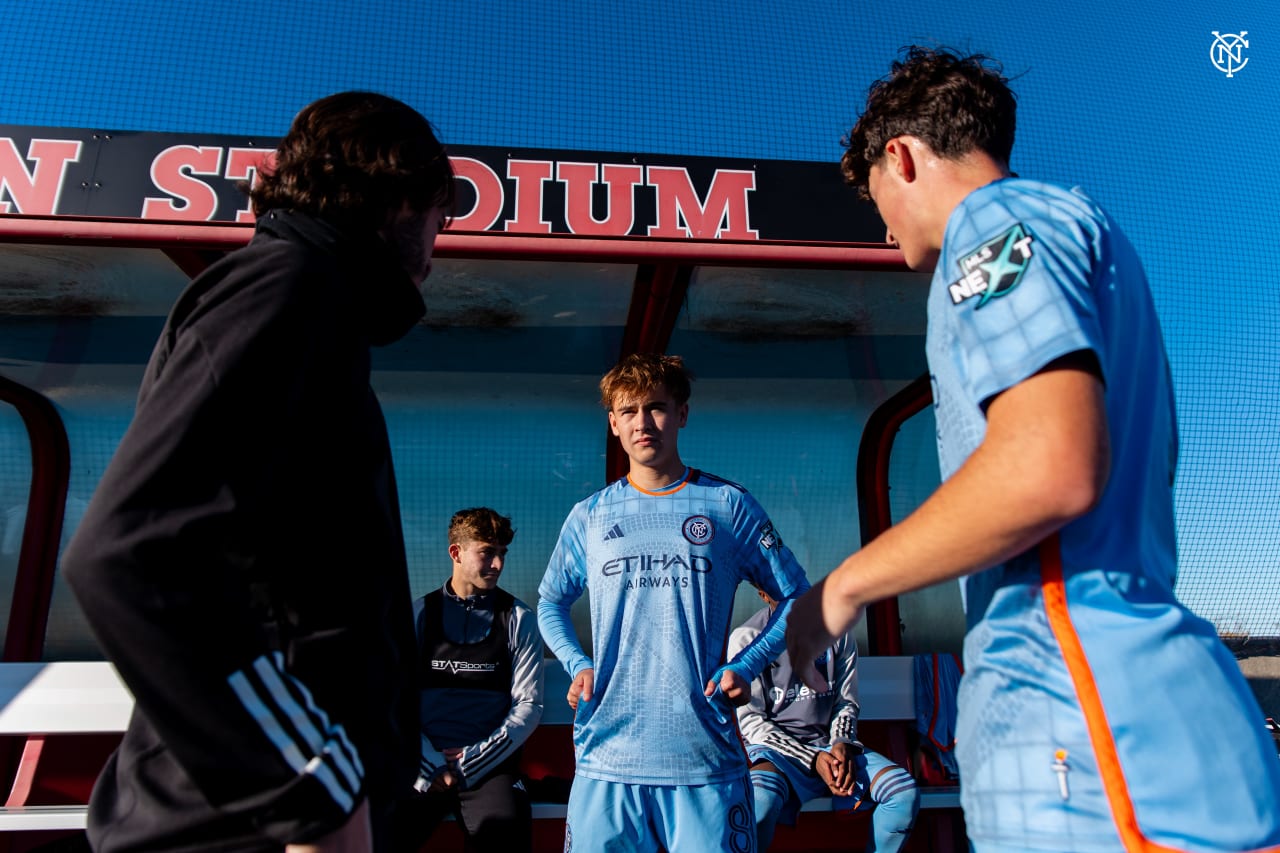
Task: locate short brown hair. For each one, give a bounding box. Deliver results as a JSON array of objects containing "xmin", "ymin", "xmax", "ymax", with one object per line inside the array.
[
  {"xmin": 841, "ymin": 47, "xmax": 1016, "ymax": 198},
  {"xmin": 599, "ymin": 353, "xmax": 693, "ymax": 410},
  {"xmin": 448, "ymin": 507, "xmax": 514, "ymax": 547},
  {"xmin": 251, "ymin": 91, "xmax": 456, "ymax": 224}
]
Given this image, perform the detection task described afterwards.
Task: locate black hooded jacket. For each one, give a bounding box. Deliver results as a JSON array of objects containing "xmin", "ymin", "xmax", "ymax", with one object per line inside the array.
[{"xmin": 62, "ymin": 209, "xmax": 424, "ymax": 851}]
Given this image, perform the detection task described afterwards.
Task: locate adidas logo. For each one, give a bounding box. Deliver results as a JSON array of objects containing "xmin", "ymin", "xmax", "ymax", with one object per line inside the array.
[{"xmin": 603, "ymin": 524, "xmax": 625, "ymax": 541}]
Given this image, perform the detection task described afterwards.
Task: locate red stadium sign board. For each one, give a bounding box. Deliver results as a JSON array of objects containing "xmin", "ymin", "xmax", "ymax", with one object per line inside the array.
[{"xmin": 0, "ymin": 125, "xmax": 885, "ymax": 243}]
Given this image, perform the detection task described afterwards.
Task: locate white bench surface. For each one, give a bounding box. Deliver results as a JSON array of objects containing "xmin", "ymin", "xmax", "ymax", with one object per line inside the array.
[
  {"xmin": 0, "ymin": 806, "xmax": 91, "ymax": 830},
  {"xmin": 0, "ymin": 661, "xmax": 134, "ymax": 734}
]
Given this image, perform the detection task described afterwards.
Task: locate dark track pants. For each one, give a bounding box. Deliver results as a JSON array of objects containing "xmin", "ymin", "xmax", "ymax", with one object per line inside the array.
[{"xmin": 391, "ymin": 761, "xmax": 532, "ymax": 853}]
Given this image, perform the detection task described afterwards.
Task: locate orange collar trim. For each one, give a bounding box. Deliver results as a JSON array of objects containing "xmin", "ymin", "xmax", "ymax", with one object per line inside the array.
[{"xmin": 628, "ymin": 467, "xmax": 692, "ymax": 496}]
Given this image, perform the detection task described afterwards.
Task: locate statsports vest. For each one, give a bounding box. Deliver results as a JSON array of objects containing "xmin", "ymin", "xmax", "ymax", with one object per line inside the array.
[{"xmin": 418, "ymin": 587, "xmax": 514, "ymax": 749}]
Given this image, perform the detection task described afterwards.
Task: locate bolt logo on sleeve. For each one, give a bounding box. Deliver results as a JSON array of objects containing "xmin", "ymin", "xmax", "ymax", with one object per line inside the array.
[{"xmin": 948, "ymin": 223, "xmax": 1034, "ymax": 308}]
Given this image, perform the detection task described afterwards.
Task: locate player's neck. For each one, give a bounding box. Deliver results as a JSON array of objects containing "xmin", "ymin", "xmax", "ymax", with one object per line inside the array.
[
  {"xmin": 934, "ymin": 154, "xmax": 1011, "ymax": 223},
  {"xmin": 447, "ymin": 575, "xmax": 490, "ymax": 600},
  {"xmin": 628, "ymin": 459, "xmax": 688, "ymax": 492}
]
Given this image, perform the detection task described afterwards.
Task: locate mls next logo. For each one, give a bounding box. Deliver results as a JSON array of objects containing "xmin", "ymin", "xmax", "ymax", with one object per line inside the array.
[{"xmin": 948, "ymin": 224, "xmax": 1035, "ymax": 308}]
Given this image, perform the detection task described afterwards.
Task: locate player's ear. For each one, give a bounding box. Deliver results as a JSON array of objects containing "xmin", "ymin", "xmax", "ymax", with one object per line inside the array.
[
  {"xmin": 448, "ymin": 542, "xmax": 461, "ymax": 562},
  {"xmin": 884, "ymin": 137, "xmax": 917, "ymax": 184},
  {"xmin": 677, "ymin": 403, "xmax": 688, "ymax": 428},
  {"xmin": 607, "ymin": 410, "xmax": 621, "ymax": 437}
]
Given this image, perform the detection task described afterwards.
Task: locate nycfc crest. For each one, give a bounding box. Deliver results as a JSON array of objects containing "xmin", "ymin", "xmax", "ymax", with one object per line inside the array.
[
  {"xmin": 1210, "ymin": 31, "xmax": 1249, "ymax": 78},
  {"xmin": 683, "ymin": 515, "xmax": 715, "ymax": 545}
]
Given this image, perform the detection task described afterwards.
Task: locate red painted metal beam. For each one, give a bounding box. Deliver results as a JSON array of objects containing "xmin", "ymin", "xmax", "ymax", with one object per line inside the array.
[
  {"xmin": 0, "ymin": 375, "xmax": 71, "ymax": 663},
  {"xmin": 856, "ymin": 372, "xmax": 933, "ymax": 656},
  {"xmin": 605, "ymin": 263, "xmax": 694, "ymax": 483},
  {"xmin": 0, "ymin": 215, "xmax": 908, "ymax": 270}
]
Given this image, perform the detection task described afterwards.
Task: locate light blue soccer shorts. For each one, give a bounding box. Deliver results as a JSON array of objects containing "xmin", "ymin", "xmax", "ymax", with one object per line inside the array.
[{"xmin": 565, "ymin": 774, "xmax": 755, "ymax": 853}]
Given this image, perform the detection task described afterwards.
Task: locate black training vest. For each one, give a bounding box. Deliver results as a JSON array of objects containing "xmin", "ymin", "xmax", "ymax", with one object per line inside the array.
[{"xmin": 418, "ymin": 588, "xmax": 514, "ymax": 695}]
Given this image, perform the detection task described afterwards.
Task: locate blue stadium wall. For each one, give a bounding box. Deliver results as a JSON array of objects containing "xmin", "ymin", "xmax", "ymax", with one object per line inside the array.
[{"xmin": 1, "ymin": 0, "xmax": 1277, "ymax": 653}]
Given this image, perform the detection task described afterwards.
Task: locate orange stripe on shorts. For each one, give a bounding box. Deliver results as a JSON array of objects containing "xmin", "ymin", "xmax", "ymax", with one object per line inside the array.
[{"xmin": 1039, "ymin": 534, "xmax": 1280, "ymax": 853}]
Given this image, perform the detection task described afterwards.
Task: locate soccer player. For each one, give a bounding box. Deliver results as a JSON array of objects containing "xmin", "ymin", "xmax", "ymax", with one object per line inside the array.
[
  {"xmin": 60, "ymin": 92, "xmax": 454, "ymax": 853},
  {"xmin": 786, "ymin": 47, "xmax": 1280, "ymax": 851},
  {"xmin": 537, "ymin": 353, "xmax": 811, "ymax": 852},
  {"xmin": 395, "ymin": 508, "xmax": 544, "ymax": 853},
  {"xmin": 733, "ymin": 588, "xmax": 918, "ymax": 853}
]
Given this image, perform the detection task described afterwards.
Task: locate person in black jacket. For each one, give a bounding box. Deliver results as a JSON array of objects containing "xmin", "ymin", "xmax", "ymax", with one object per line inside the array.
[{"xmin": 60, "ymin": 91, "xmax": 455, "ymax": 853}]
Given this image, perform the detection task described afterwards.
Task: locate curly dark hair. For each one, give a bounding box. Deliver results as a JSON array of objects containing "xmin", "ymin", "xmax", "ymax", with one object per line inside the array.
[
  {"xmin": 841, "ymin": 47, "xmax": 1017, "ymax": 198},
  {"xmin": 250, "ymin": 91, "xmax": 456, "ymax": 224}
]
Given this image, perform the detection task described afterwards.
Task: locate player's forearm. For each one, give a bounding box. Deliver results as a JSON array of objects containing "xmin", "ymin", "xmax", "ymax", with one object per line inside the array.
[
  {"xmin": 824, "ymin": 367, "xmax": 1109, "ymax": 632},
  {"xmin": 535, "ymin": 598, "xmax": 591, "ymax": 676},
  {"xmin": 456, "ymin": 724, "xmax": 518, "ymax": 784},
  {"xmin": 825, "ymin": 454, "xmax": 1084, "ymax": 623},
  {"xmin": 830, "ymin": 707, "xmax": 860, "ymax": 746},
  {"xmin": 455, "ymin": 699, "xmax": 543, "ymax": 784},
  {"xmin": 727, "ymin": 591, "xmax": 804, "ymax": 680},
  {"xmin": 831, "ymin": 648, "xmax": 860, "ymax": 744},
  {"xmin": 737, "ymin": 699, "xmax": 821, "ymax": 766}
]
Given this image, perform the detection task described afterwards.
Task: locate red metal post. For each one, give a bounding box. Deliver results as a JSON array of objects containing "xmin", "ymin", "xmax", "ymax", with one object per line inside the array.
[{"xmin": 855, "ymin": 373, "xmax": 933, "ymax": 656}]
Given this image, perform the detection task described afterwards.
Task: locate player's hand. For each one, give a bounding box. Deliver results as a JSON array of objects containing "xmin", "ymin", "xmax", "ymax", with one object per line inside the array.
[
  {"xmin": 813, "ymin": 751, "xmax": 840, "ymax": 790},
  {"xmin": 443, "ymin": 747, "xmax": 463, "ymax": 763},
  {"xmin": 704, "ymin": 668, "xmax": 751, "ymax": 707},
  {"xmin": 814, "ymin": 749, "xmax": 857, "ymax": 797},
  {"xmin": 428, "ymin": 769, "xmax": 459, "ymax": 792},
  {"xmin": 827, "ymin": 742, "xmax": 856, "ymax": 795},
  {"xmin": 568, "ymin": 667, "xmax": 594, "ymax": 711},
  {"xmin": 786, "ymin": 578, "xmax": 862, "ymax": 693},
  {"xmin": 285, "ymin": 797, "xmax": 372, "ymax": 853}
]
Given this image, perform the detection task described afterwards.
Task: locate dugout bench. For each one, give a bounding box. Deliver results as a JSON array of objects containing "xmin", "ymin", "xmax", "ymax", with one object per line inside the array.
[{"xmin": 0, "ymin": 658, "xmax": 963, "ymax": 852}]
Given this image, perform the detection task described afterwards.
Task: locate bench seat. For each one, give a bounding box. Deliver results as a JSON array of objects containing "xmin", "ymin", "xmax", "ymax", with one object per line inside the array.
[{"xmin": 0, "ymin": 659, "xmax": 964, "ymax": 851}]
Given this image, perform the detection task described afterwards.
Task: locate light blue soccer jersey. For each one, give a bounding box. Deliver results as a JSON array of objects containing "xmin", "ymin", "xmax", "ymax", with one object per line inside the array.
[
  {"xmin": 538, "ymin": 468, "xmax": 809, "ymax": 786},
  {"xmin": 929, "ymin": 178, "xmax": 1280, "ymax": 851}
]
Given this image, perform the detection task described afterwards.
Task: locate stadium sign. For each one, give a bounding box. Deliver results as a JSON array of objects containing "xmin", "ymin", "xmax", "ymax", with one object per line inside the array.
[{"xmin": 0, "ymin": 125, "xmax": 884, "ymax": 243}]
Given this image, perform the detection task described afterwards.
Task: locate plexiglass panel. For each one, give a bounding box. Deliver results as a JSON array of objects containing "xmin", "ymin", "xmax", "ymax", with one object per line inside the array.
[
  {"xmin": 373, "ymin": 258, "xmax": 640, "ymax": 654},
  {"xmin": 886, "ymin": 405, "xmax": 965, "ymax": 654},
  {"xmin": 0, "ymin": 245, "xmax": 644, "ymax": 659},
  {"xmin": 668, "ymin": 265, "xmax": 930, "ymax": 646},
  {"xmin": 0, "ymin": 243, "xmax": 182, "ymax": 658},
  {"xmin": 0, "ymin": 241, "xmax": 952, "ymax": 662},
  {"xmin": 0, "ymin": 402, "xmax": 33, "ymax": 649}
]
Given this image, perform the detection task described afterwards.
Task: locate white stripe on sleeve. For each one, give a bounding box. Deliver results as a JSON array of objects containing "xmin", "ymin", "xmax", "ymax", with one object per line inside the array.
[{"xmin": 227, "ymin": 653, "xmax": 363, "ymax": 812}]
